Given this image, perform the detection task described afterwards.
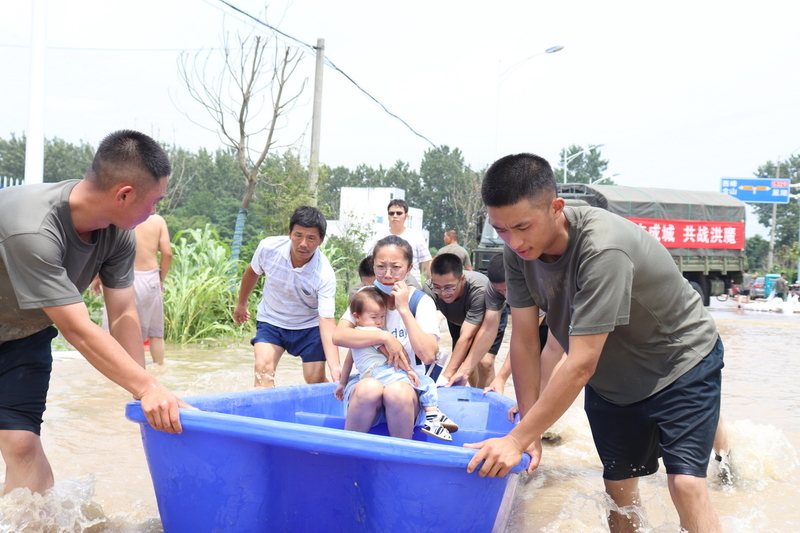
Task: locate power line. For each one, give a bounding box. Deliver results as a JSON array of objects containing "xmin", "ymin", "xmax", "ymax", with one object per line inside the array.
[
  {"xmin": 214, "ymin": 0, "xmax": 437, "ymax": 150},
  {"xmin": 0, "ymin": 43, "xmax": 249, "ymax": 52}
]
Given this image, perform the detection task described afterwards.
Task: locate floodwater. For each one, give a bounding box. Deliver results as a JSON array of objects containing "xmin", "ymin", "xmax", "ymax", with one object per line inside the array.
[{"xmin": 1, "ymin": 297, "xmax": 799, "ymax": 532}]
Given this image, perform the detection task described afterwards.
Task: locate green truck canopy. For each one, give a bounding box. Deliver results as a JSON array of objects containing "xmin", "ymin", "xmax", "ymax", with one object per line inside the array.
[
  {"xmin": 558, "ymin": 183, "xmax": 746, "ymax": 222},
  {"xmin": 558, "ymin": 183, "xmax": 746, "ymax": 260}
]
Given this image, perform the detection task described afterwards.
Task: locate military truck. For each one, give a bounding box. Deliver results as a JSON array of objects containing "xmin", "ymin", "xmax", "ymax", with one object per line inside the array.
[{"xmin": 472, "ymin": 183, "xmax": 746, "ymax": 306}]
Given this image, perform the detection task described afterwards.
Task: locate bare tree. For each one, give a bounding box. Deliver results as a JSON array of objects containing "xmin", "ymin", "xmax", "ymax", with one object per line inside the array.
[
  {"xmin": 178, "ymin": 29, "xmax": 306, "ymax": 261},
  {"xmin": 444, "ymin": 169, "xmax": 483, "ymax": 251}
]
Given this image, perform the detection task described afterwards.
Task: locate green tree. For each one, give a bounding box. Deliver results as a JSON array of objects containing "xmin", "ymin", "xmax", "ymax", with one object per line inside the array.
[
  {"xmin": 162, "ymin": 147, "xmax": 247, "ymax": 243},
  {"xmin": 318, "ymin": 163, "xmax": 387, "ymax": 218},
  {"xmin": 750, "ymin": 155, "xmax": 800, "ymax": 251},
  {"xmin": 745, "ymin": 235, "xmax": 769, "ymax": 271},
  {"xmin": 381, "ymin": 161, "xmax": 422, "ymax": 200},
  {"xmin": 558, "ymin": 144, "xmax": 612, "ymax": 185},
  {"xmin": 0, "ymin": 134, "xmax": 27, "ymax": 184},
  {"xmin": 44, "ymin": 137, "xmax": 94, "ymax": 182},
  {"xmin": 0, "ymin": 134, "xmax": 93, "ymax": 185},
  {"xmin": 244, "ymin": 150, "xmax": 316, "ymax": 259},
  {"xmin": 417, "ymin": 146, "xmax": 471, "ymax": 250}
]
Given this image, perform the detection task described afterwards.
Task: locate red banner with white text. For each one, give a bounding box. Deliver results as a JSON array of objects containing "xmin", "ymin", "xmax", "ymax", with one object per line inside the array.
[{"xmin": 626, "ymin": 218, "xmax": 744, "ymax": 249}]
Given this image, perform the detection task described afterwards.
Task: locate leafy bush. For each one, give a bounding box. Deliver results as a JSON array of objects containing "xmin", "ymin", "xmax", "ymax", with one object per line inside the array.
[
  {"xmin": 164, "ymin": 225, "xmax": 250, "ymax": 344},
  {"xmin": 320, "ymin": 239, "xmax": 354, "ymax": 318}
]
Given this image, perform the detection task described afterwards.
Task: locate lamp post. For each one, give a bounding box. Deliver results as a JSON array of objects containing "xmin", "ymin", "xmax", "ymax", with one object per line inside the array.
[
  {"xmin": 766, "ymin": 147, "xmax": 799, "ymax": 275},
  {"xmin": 562, "ymin": 144, "xmax": 604, "ymax": 184},
  {"xmin": 792, "ymin": 185, "xmax": 800, "ymax": 284},
  {"xmin": 495, "ymin": 45, "xmax": 564, "ymax": 158},
  {"xmin": 589, "ymin": 173, "xmax": 620, "ymax": 186}
]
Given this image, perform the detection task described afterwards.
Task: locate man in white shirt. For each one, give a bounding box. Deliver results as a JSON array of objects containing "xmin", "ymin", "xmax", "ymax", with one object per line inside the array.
[
  {"xmin": 365, "ymin": 199, "xmax": 432, "ymax": 283},
  {"xmin": 234, "ymin": 206, "xmax": 341, "ymax": 388}
]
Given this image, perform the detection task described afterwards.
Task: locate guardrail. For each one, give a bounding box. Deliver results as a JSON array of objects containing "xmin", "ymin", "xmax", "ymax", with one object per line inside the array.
[{"xmin": 0, "ymin": 176, "xmax": 24, "ymax": 188}]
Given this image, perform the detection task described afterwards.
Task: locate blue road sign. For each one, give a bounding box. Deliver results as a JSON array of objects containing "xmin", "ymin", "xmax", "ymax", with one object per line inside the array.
[{"xmin": 720, "ymin": 178, "xmax": 790, "ymax": 203}]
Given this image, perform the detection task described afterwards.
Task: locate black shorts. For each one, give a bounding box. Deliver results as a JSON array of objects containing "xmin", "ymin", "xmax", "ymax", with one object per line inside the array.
[
  {"xmin": 585, "ymin": 336, "xmax": 724, "ymax": 480},
  {"xmin": 739, "ymin": 289, "xmax": 750, "ymax": 296},
  {"xmin": 448, "ymin": 304, "xmax": 509, "ymax": 356},
  {"xmin": 0, "ymin": 327, "xmax": 57, "ymax": 435}
]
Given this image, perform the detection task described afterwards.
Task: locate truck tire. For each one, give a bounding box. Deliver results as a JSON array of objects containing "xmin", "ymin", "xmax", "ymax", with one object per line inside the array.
[{"xmin": 689, "ymin": 281, "xmax": 708, "ymax": 307}]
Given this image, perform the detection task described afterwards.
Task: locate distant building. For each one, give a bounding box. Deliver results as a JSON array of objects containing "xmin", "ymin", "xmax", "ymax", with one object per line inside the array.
[{"xmin": 326, "ymin": 187, "xmax": 429, "ymax": 248}]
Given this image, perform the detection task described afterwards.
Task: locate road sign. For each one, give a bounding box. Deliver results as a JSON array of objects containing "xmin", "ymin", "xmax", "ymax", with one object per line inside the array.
[{"xmin": 720, "ymin": 177, "xmax": 790, "ymax": 203}]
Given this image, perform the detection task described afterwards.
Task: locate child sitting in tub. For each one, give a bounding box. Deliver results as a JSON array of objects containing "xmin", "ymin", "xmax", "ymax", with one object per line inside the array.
[{"xmin": 334, "ymin": 286, "xmax": 455, "ymax": 441}]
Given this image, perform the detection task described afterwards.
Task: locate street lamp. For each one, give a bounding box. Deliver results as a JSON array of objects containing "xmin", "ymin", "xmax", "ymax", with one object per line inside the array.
[
  {"xmin": 495, "ymin": 45, "xmax": 564, "ymax": 158},
  {"xmin": 589, "ymin": 173, "xmax": 620, "ymax": 186},
  {"xmin": 562, "ymin": 144, "xmax": 604, "ymax": 184},
  {"xmin": 792, "ymin": 184, "xmax": 800, "ymax": 284},
  {"xmin": 499, "ymin": 45, "xmax": 564, "ymax": 83},
  {"xmin": 767, "ymin": 146, "xmax": 799, "ymax": 275}
]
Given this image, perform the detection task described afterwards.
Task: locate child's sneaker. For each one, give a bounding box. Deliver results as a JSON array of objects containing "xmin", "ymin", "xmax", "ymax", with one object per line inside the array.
[
  {"xmin": 426, "ymin": 411, "xmax": 459, "ymax": 433},
  {"xmin": 421, "ymin": 420, "xmax": 452, "ymax": 441}
]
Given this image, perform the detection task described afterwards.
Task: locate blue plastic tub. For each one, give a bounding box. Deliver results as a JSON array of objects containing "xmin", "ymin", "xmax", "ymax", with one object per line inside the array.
[{"xmin": 125, "ymin": 384, "xmax": 529, "ymax": 533}]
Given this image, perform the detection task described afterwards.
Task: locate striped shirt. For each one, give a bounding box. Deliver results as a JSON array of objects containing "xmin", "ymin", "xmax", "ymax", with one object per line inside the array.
[{"xmin": 250, "ymin": 236, "xmax": 336, "ymax": 329}]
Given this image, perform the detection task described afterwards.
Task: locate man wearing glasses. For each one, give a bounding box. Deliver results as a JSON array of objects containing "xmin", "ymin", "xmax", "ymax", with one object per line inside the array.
[
  {"xmin": 365, "ymin": 199, "xmax": 432, "ymax": 283},
  {"xmin": 423, "ymin": 253, "xmax": 508, "ymax": 388}
]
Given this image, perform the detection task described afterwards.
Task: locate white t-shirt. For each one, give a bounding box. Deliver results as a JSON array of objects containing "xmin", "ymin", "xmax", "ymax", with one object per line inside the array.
[
  {"xmin": 365, "ymin": 227, "xmax": 432, "ymax": 282},
  {"xmin": 250, "ymin": 236, "xmax": 336, "ymax": 329},
  {"xmin": 342, "ymin": 287, "xmax": 439, "ymax": 374}
]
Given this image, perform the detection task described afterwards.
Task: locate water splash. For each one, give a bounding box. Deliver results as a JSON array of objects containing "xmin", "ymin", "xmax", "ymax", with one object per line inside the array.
[
  {"xmin": 741, "ymin": 293, "xmax": 800, "ymax": 314},
  {"xmin": 0, "ymin": 476, "xmax": 162, "ymax": 533},
  {"xmin": 0, "ymin": 476, "xmax": 104, "ymax": 533},
  {"xmin": 717, "ymin": 419, "xmax": 799, "ymax": 490}
]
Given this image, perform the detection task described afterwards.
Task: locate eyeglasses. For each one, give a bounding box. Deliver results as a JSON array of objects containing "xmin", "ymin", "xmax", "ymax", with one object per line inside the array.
[
  {"xmin": 432, "ymin": 279, "xmax": 461, "ymax": 295},
  {"xmin": 373, "ymin": 265, "xmax": 406, "ymax": 277},
  {"xmin": 388, "ymin": 211, "xmax": 405, "ymax": 216}
]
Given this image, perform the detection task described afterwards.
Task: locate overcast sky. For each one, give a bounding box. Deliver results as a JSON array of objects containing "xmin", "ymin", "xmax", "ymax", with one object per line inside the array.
[{"xmin": 2, "ymin": 0, "xmax": 799, "ymax": 236}]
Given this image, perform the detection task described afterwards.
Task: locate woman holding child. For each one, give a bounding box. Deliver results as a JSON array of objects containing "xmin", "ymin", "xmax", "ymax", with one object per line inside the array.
[{"xmin": 332, "ymin": 235, "xmax": 456, "ymax": 439}]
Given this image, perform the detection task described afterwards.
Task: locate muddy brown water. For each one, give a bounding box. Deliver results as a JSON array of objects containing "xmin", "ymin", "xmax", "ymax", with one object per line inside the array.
[{"xmin": 1, "ymin": 299, "xmax": 799, "ymax": 532}]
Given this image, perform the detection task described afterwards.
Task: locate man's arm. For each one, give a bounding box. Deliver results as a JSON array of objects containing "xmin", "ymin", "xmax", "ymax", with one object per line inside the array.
[
  {"xmin": 103, "ymin": 285, "xmax": 146, "ymax": 368},
  {"xmin": 484, "ymin": 343, "xmax": 512, "ymax": 395},
  {"xmin": 466, "ymin": 332, "xmax": 607, "ymax": 477},
  {"xmin": 506, "ymin": 305, "xmax": 542, "ymax": 417},
  {"xmin": 540, "ymin": 330, "xmax": 567, "ymax": 394},
  {"xmin": 447, "ymin": 308, "xmax": 501, "ymax": 386},
  {"xmin": 43, "ymin": 302, "xmax": 188, "ymax": 433},
  {"xmin": 156, "ymin": 216, "xmax": 173, "ymax": 287},
  {"xmin": 442, "ymin": 320, "xmax": 483, "ymax": 383},
  {"xmin": 234, "ymin": 265, "xmax": 260, "ymax": 324},
  {"xmin": 318, "ymin": 316, "xmax": 342, "ymax": 383}
]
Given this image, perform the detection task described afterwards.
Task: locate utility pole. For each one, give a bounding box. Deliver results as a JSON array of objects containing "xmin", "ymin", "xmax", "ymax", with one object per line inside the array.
[
  {"xmin": 766, "ymin": 161, "xmax": 780, "ymax": 272},
  {"xmin": 24, "ymin": 0, "xmax": 46, "ymax": 185},
  {"xmin": 308, "ymin": 38, "xmax": 324, "ymax": 206}
]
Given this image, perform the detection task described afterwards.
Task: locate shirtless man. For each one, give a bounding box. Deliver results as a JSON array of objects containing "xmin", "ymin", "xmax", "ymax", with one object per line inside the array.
[
  {"xmin": 132, "ymin": 213, "xmax": 172, "ymax": 364},
  {"xmin": 92, "ymin": 212, "xmax": 172, "ymax": 364}
]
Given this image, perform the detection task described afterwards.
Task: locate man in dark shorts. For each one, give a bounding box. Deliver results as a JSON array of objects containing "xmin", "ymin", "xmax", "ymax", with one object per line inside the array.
[
  {"xmin": 466, "ymin": 153, "xmax": 723, "ymax": 532},
  {"xmin": 738, "ymin": 268, "xmax": 753, "ymax": 306},
  {"xmin": 773, "ymin": 272, "xmax": 789, "ymax": 302},
  {"xmin": 0, "ymin": 130, "xmax": 189, "ymax": 495},
  {"xmin": 423, "ymin": 253, "xmax": 507, "ymax": 388},
  {"xmin": 234, "ymin": 206, "xmax": 341, "ymax": 388}
]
